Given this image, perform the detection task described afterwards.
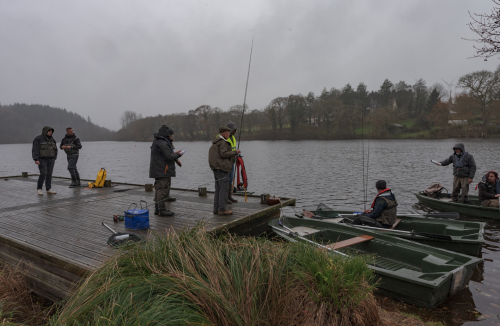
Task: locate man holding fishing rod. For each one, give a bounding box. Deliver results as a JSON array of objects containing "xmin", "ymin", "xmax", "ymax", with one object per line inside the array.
[
  {"xmin": 149, "ymin": 125, "xmax": 183, "ymax": 217},
  {"xmin": 209, "ymin": 126, "xmax": 241, "ymax": 215},
  {"xmin": 223, "ymin": 121, "xmax": 239, "ymax": 204}
]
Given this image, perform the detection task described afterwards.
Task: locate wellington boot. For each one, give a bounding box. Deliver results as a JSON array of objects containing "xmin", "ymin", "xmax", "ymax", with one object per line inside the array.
[
  {"xmin": 69, "ymin": 175, "xmax": 77, "ymax": 188},
  {"xmin": 154, "ymin": 203, "xmax": 159, "ymax": 216},
  {"xmin": 74, "ymin": 177, "xmax": 81, "ymax": 187},
  {"xmin": 218, "ymin": 210, "xmax": 233, "ymax": 216},
  {"xmin": 158, "ymin": 210, "xmax": 175, "ymax": 217},
  {"xmin": 228, "ymin": 195, "xmax": 238, "ymax": 203}
]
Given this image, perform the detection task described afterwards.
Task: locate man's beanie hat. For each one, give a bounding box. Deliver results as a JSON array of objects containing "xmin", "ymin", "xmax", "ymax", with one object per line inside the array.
[
  {"xmin": 219, "ymin": 126, "xmax": 232, "ymax": 133},
  {"xmin": 375, "ymin": 180, "xmax": 387, "ymax": 190}
]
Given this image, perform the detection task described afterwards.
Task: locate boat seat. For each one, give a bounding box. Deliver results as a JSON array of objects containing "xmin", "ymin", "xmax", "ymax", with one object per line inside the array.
[
  {"xmin": 390, "ymin": 219, "xmax": 402, "ymax": 230},
  {"xmin": 325, "ymin": 235, "xmax": 374, "ymax": 250}
]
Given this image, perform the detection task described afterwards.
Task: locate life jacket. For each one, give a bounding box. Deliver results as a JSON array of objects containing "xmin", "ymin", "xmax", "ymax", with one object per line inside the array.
[
  {"xmin": 370, "ymin": 188, "xmax": 398, "ymax": 225},
  {"xmin": 88, "ymin": 168, "xmax": 106, "ymax": 188},
  {"xmin": 235, "ymin": 156, "xmax": 248, "ymax": 190}
]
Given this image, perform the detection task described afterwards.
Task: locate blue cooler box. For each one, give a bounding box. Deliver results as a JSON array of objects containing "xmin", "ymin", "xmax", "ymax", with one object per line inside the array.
[{"xmin": 124, "ymin": 201, "xmax": 150, "ymax": 230}]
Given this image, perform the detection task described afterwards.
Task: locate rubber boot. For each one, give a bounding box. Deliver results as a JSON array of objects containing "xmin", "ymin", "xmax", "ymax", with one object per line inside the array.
[
  {"xmin": 154, "ymin": 203, "xmax": 159, "ymax": 216},
  {"xmin": 228, "ymin": 192, "xmax": 238, "ymax": 203},
  {"xmin": 69, "ymin": 175, "xmax": 77, "ymax": 188},
  {"xmin": 74, "ymin": 172, "xmax": 81, "ymax": 187}
]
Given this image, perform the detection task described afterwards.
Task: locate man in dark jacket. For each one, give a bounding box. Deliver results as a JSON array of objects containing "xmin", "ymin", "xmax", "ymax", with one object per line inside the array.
[
  {"xmin": 208, "ymin": 126, "xmax": 240, "ymax": 215},
  {"xmin": 352, "ymin": 180, "xmax": 398, "ymax": 228},
  {"xmin": 60, "ymin": 127, "xmax": 82, "ymax": 188},
  {"xmin": 477, "ymin": 171, "xmax": 500, "ymax": 207},
  {"xmin": 32, "ymin": 126, "xmax": 58, "ymax": 195},
  {"xmin": 439, "ymin": 143, "xmax": 476, "ymax": 204},
  {"xmin": 149, "ymin": 125, "xmax": 183, "ymax": 217}
]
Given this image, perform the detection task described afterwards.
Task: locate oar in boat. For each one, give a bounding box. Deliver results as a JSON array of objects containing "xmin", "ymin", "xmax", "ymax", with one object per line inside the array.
[
  {"xmin": 348, "ymin": 224, "xmax": 453, "ymax": 241},
  {"xmin": 343, "ymin": 212, "xmax": 460, "ymax": 219},
  {"xmin": 270, "ymin": 223, "xmax": 348, "ymax": 257}
]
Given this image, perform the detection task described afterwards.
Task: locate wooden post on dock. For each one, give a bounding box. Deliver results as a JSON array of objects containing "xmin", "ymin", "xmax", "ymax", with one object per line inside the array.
[
  {"xmin": 198, "ymin": 187, "xmax": 207, "ymax": 196},
  {"xmin": 22, "ymin": 172, "xmax": 28, "ymax": 177},
  {"xmin": 145, "ymin": 184, "xmax": 153, "ymax": 192},
  {"xmin": 104, "ymin": 180, "xmax": 112, "ymax": 187},
  {"xmin": 260, "ymin": 194, "xmax": 270, "ymax": 204}
]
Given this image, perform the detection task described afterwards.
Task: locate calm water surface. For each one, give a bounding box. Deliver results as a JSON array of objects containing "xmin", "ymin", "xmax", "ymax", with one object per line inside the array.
[{"xmin": 1, "ymin": 139, "xmax": 499, "ymax": 325}]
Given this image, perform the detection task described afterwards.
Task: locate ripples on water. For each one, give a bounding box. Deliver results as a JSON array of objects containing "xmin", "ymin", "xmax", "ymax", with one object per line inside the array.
[{"xmin": 1, "ymin": 139, "xmax": 499, "ymax": 325}]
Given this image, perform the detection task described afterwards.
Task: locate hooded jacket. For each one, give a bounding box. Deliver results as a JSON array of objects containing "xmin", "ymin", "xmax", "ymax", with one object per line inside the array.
[
  {"xmin": 60, "ymin": 133, "xmax": 82, "ymax": 156},
  {"xmin": 441, "ymin": 143, "xmax": 476, "ymax": 179},
  {"xmin": 208, "ymin": 135, "xmax": 238, "ymax": 172},
  {"xmin": 149, "ymin": 133, "xmax": 180, "ymax": 179},
  {"xmin": 32, "ymin": 126, "xmax": 58, "ymax": 161},
  {"xmin": 478, "ymin": 171, "xmax": 498, "ymax": 202}
]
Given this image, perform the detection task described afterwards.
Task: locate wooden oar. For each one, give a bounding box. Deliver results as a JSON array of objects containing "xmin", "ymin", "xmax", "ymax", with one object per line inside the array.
[{"xmin": 350, "ymin": 224, "xmax": 453, "ymax": 241}]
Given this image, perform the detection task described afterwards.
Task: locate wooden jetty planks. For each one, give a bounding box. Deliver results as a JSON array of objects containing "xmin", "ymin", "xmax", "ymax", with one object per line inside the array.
[{"xmin": 0, "ymin": 175, "xmax": 296, "ymax": 301}]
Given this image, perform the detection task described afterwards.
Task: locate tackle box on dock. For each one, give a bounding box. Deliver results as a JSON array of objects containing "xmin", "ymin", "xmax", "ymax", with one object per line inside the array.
[{"xmin": 124, "ymin": 201, "xmax": 150, "ymax": 230}]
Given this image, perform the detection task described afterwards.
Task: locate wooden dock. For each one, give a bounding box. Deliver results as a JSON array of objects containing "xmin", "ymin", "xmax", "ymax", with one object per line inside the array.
[{"xmin": 0, "ymin": 175, "xmax": 295, "ymax": 302}]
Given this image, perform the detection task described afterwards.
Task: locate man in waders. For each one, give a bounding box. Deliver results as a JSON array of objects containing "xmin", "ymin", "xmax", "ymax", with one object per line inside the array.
[
  {"xmin": 209, "ymin": 126, "xmax": 241, "ymax": 215},
  {"xmin": 60, "ymin": 127, "xmax": 82, "ymax": 188},
  {"xmin": 226, "ymin": 121, "xmax": 239, "ymax": 204},
  {"xmin": 149, "ymin": 125, "xmax": 183, "ymax": 217},
  {"xmin": 352, "ymin": 180, "xmax": 398, "ymax": 228},
  {"xmin": 32, "ymin": 126, "xmax": 58, "ymax": 195},
  {"xmin": 439, "ymin": 143, "xmax": 476, "ymax": 204}
]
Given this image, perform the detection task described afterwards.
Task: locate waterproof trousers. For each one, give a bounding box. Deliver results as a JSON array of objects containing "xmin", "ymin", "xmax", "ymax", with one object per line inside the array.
[
  {"xmin": 228, "ymin": 163, "xmax": 235, "ymax": 192},
  {"xmin": 37, "ymin": 158, "xmax": 55, "ymax": 190},
  {"xmin": 213, "ymin": 169, "xmax": 229, "ymax": 212},
  {"xmin": 451, "ymin": 176, "xmax": 470, "ymax": 203},
  {"xmin": 67, "ymin": 154, "xmax": 80, "ymax": 179},
  {"xmin": 154, "ymin": 177, "xmax": 171, "ymax": 213},
  {"xmin": 351, "ymin": 215, "xmax": 385, "ymax": 228}
]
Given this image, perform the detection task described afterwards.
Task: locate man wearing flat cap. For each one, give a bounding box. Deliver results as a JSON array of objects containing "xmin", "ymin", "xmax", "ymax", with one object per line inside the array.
[
  {"xmin": 149, "ymin": 125, "xmax": 183, "ymax": 217},
  {"xmin": 208, "ymin": 126, "xmax": 241, "ymax": 215}
]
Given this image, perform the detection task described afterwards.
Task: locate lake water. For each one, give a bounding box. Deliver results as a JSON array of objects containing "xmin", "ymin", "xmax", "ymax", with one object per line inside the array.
[{"xmin": 1, "ymin": 139, "xmax": 500, "ymax": 325}]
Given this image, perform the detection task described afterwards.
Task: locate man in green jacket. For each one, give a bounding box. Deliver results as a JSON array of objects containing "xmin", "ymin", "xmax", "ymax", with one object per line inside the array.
[
  {"xmin": 209, "ymin": 126, "xmax": 240, "ymax": 215},
  {"xmin": 32, "ymin": 126, "xmax": 58, "ymax": 195},
  {"xmin": 149, "ymin": 125, "xmax": 183, "ymax": 217}
]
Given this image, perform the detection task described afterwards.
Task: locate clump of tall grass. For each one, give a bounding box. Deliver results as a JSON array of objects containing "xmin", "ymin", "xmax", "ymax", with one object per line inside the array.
[
  {"xmin": 0, "ymin": 264, "xmax": 53, "ymax": 325},
  {"xmin": 52, "ymin": 226, "xmax": 379, "ymax": 325}
]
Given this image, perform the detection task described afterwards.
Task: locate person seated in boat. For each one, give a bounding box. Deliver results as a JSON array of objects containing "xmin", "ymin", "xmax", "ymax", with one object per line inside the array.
[
  {"xmin": 477, "ymin": 171, "xmax": 500, "ymax": 207},
  {"xmin": 351, "ymin": 180, "xmax": 398, "ymax": 228}
]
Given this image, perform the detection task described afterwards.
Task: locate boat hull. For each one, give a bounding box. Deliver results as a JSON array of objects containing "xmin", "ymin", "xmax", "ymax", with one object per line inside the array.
[
  {"xmin": 415, "ymin": 192, "xmax": 500, "ymax": 220},
  {"xmin": 270, "ymin": 216, "xmax": 482, "ymax": 309}
]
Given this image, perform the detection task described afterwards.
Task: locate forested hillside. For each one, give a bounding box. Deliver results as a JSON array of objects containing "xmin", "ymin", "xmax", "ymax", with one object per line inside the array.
[
  {"xmin": 0, "ymin": 103, "xmax": 114, "ymax": 144},
  {"xmin": 116, "ymin": 65, "xmax": 500, "ymax": 141}
]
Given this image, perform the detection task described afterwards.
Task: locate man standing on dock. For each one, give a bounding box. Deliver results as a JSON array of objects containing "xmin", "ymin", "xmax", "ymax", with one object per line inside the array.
[
  {"xmin": 209, "ymin": 126, "xmax": 240, "ymax": 215},
  {"xmin": 439, "ymin": 143, "xmax": 476, "ymax": 204},
  {"xmin": 60, "ymin": 127, "xmax": 82, "ymax": 188},
  {"xmin": 32, "ymin": 126, "xmax": 58, "ymax": 195},
  {"xmin": 226, "ymin": 121, "xmax": 239, "ymax": 204},
  {"xmin": 149, "ymin": 125, "xmax": 183, "ymax": 217}
]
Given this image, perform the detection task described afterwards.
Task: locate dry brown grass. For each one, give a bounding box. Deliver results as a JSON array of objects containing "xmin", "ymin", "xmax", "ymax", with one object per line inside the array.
[{"xmin": 0, "ymin": 264, "xmax": 54, "ymax": 326}]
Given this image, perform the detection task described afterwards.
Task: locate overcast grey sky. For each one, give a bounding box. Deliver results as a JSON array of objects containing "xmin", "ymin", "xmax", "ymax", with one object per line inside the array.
[{"xmin": 0, "ymin": 0, "xmax": 498, "ymax": 130}]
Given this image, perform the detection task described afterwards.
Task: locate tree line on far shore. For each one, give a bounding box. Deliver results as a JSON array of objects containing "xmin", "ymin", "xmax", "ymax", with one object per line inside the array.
[
  {"xmin": 3, "ymin": 65, "xmax": 500, "ymax": 144},
  {"xmin": 116, "ymin": 65, "xmax": 500, "ymax": 141},
  {"xmin": 0, "ymin": 103, "xmax": 114, "ymax": 144}
]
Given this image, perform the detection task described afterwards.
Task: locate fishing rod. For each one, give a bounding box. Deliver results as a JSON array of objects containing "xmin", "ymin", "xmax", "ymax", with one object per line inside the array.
[
  {"xmin": 237, "ymin": 37, "xmax": 254, "ymax": 150},
  {"xmin": 232, "ymin": 37, "xmax": 254, "ymax": 195}
]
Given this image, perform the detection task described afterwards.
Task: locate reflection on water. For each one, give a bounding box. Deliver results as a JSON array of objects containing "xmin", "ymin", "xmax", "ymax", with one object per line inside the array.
[{"xmin": 1, "ymin": 139, "xmax": 500, "ymax": 325}]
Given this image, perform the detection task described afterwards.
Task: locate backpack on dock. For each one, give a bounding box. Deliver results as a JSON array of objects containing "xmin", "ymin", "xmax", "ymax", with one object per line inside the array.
[{"xmin": 88, "ymin": 168, "xmax": 107, "ymax": 188}]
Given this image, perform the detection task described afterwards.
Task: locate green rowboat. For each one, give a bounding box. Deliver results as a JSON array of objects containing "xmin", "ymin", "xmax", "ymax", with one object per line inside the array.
[
  {"xmin": 415, "ymin": 192, "xmax": 500, "ymax": 220},
  {"xmin": 301, "ymin": 208, "xmax": 485, "ymax": 256},
  {"xmin": 270, "ymin": 216, "xmax": 483, "ymax": 309}
]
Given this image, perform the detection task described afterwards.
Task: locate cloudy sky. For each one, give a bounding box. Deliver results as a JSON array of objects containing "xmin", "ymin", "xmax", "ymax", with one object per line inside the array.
[{"xmin": 0, "ymin": 0, "xmax": 498, "ymax": 130}]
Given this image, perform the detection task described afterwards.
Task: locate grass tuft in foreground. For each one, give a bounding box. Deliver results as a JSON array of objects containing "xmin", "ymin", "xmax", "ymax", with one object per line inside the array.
[{"xmin": 52, "ymin": 226, "xmax": 379, "ymax": 325}]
